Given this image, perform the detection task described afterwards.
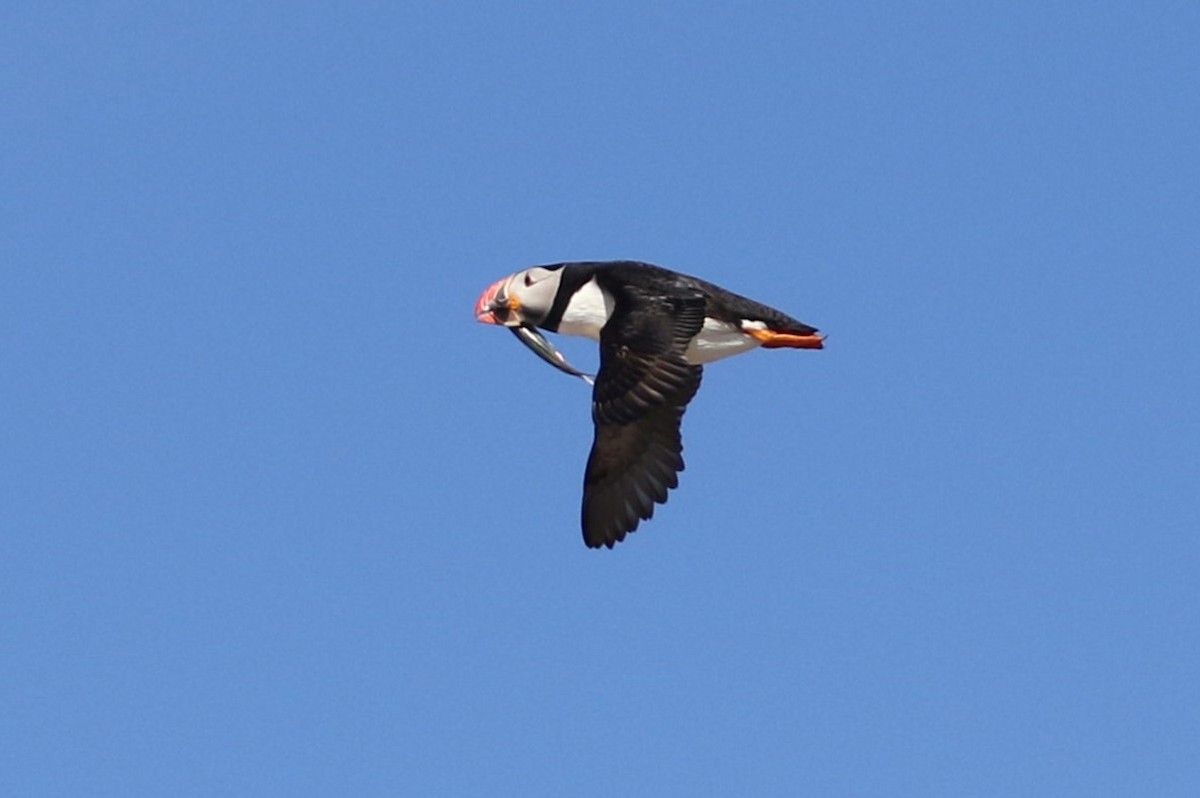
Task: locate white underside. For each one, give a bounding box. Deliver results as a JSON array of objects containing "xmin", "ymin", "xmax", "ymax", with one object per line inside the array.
[
  {"xmin": 684, "ymin": 318, "xmax": 763, "ymax": 364},
  {"xmin": 555, "ymin": 280, "xmax": 762, "ymax": 365}
]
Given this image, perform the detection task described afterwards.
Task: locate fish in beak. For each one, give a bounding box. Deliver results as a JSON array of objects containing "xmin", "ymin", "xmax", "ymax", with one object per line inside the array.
[
  {"xmin": 474, "ymin": 272, "xmax": 595, "ymax": 384},
  {"xmin": 509, "ymin": 324, "xmax": 595, "ymax": 385}
]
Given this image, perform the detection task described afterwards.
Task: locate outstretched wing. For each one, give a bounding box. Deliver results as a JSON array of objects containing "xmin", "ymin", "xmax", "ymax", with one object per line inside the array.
[{"xmin": 582, "ymin": 290, "xmax": 705, "ymax": 548}]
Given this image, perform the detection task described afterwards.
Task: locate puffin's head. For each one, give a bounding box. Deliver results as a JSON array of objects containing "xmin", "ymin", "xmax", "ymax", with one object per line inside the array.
[{"xmin": 474, "ymin": 266, "xmax": 563, "ymax": 328}]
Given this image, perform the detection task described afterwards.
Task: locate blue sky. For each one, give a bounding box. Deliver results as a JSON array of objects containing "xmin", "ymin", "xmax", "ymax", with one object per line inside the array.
[{"xmin": 3, "ymin": 2, "xmax": 1198, "ymax": 795}]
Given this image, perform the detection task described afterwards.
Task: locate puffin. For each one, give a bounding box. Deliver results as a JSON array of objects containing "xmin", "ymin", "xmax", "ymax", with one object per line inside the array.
[{"xmin": 474, "ymin": 260, "xmax": 823, "ymax": 549}]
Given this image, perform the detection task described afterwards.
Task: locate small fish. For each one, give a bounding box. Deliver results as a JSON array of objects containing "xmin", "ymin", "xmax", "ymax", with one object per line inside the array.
[{"xmin": 510, "ymin": 324, "xmax": 595, "ymax": 385}]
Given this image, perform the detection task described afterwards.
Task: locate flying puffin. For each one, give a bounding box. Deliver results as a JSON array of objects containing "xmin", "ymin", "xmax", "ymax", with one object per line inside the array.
[{"xmin": 474, "ymin": 260, "xmax": 823, "ymax": 549}]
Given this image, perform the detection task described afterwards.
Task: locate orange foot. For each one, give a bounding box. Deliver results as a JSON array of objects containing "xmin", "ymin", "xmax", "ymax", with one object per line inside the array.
[{"xmin": 747, "ymin": 328, "xmax": 825, "ymax": 350}]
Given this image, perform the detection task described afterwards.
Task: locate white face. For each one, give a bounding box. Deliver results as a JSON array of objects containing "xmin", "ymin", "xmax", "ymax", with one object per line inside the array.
[{"xmin": 504, "ymin": 267, "xmax": 562, "ymax": 325}]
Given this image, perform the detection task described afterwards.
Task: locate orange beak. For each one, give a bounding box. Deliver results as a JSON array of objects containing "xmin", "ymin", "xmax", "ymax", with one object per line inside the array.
[
  {"xmin": 474, "ymin": 278, "xmax": 505, "ymax": 325},
  {"xmin": 474, "ymin": 277, "xmax": 521, "ymax": 325}
]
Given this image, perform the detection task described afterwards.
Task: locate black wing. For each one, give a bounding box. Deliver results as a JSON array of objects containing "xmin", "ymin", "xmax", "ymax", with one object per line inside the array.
[{"xmin": 582, "ymin": 289, "xmax": 705, "ymax": 548}]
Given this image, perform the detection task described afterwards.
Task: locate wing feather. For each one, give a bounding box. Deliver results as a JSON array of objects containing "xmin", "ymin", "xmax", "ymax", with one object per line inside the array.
[{"xmin": 581, "ymin": 292, "xmax": 705, "ymax": 548}]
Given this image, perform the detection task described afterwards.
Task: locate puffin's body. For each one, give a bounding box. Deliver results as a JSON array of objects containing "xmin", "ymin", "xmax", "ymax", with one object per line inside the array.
[{"xmin": 475, "ymin": 261, "xmax": 823, "ymax": 549}]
